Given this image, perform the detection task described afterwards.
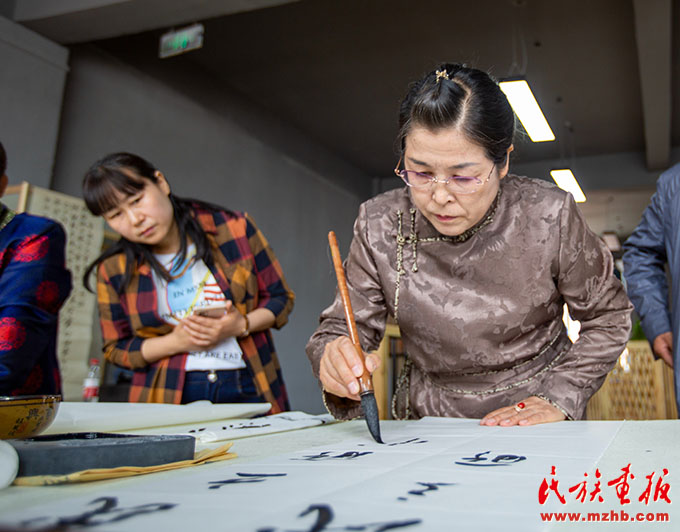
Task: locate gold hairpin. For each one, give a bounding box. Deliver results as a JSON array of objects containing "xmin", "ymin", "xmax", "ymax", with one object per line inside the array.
[{"xmin": 435, "ymin": 69, "xmax": 449, "ymax": 83}]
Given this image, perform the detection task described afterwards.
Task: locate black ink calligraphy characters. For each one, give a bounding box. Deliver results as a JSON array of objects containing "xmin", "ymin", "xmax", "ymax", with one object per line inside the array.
[
  {"xmin": 387, "ymin": 438, "xmax": 428, "ymax": 447},
  {"xmin": 397, "ymin": 482, "xmax": 456, "ymax": 501},
  {"xmin": 293, "ymin": 451, "xmax": 373, "ymax": 462},
  {"xmin": 455, "ymin": 451, "xmax": 527, "ymax": 467},
  {"xmin": 257, "ymin": 503, "xmax": 421, "ymax": 532},
  {"xmin": 21, "ymin": 497, "xmax": 175, "ymax": 529},
  {"xmin": 209, "ymin": 472, "xmax": 287, "ymax": 490}
]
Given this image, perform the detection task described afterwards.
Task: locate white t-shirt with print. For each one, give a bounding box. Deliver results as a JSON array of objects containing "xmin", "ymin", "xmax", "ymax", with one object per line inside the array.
[{"xmin": 152, "ymin": 244, "xmax": 246, "ymax": 371}]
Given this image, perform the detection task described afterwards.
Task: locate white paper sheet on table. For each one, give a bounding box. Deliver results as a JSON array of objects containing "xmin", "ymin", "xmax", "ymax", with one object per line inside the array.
[
  {"xmin": 2, "ymin": 418, "xmax": 630, "ymax": 532},
  {"xmin": 42, "ymin": 401, "xmax": 271, "ymax": 435},
  {"xmin": 122, "ymin": 411, "xmax": 336, "ymax": 443}
]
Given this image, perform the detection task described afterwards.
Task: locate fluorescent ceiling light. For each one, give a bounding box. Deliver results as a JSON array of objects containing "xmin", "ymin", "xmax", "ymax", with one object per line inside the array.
[
  {"xmin": 499, "ymin": 79, "xmax": 555, "ymax": 142},
  {"xmin": 550, "ymin": 169, "xmax": 586, "ymax": 203}
]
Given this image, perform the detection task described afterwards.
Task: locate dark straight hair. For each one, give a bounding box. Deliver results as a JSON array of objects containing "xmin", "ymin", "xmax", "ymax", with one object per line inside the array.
[
  {"xmin": 0, "ymin": 141, "xmax": 6, "ymax": 176},
  {"xmin": 397, "ymin": 63, "xmax": 516, "ymax": 165},
  {"xmin": 82, "ymin": 152, "xmax": 221, "ymax": 293}
]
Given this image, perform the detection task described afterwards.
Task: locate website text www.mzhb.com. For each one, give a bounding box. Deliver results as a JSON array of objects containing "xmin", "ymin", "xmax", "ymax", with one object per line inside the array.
[{"xmin": 540, "ymin": 510, "xmax": 669, "ymax": 523}]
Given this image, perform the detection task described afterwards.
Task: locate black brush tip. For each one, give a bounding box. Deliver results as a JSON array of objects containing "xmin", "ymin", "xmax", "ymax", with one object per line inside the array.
[{"xmin": 360, "ymin": 392, "xmax": 383, "ymax": 444}]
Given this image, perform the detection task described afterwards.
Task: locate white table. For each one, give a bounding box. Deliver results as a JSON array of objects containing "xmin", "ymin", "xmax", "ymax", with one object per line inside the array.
[{"xmin": 0, "ymin": 418, "xmax": 677, "ymax": 531}]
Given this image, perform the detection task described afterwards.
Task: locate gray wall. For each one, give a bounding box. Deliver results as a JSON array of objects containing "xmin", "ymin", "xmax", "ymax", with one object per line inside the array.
[
  {"xmin": 0, "ymin": 15, "xmax": 68, "ymax": 188},
  {"xmin": 51, "ymin": 46, "xmax": 370, "ymax": 414},
  {"xmin": 0, "ymin": 1, "xmax": 17, "ymax": 18}
]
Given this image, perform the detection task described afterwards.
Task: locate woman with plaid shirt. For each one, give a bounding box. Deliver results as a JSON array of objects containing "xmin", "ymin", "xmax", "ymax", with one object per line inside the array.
[{"xmin": 83, "ymin": 153, "xmax": 294, "ymax": 412}]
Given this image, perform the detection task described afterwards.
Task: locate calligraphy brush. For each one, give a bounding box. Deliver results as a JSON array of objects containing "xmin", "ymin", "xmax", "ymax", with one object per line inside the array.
[{"xmin": 328, "ymin": 231, "xmax": 383, "ymax": 444}]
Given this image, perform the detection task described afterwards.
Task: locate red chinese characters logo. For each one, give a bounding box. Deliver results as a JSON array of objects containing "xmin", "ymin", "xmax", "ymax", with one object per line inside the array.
[
  {"xmin": 568, "ymin": 469, "xmax": 604, "ymax": 503},
  {"xmin": 538, "ymin": 465, "xmax": 671, "ymax": 505},
  {"xmin": 639, "ymin": 469, "xmax": 671, "ymax": 505}
]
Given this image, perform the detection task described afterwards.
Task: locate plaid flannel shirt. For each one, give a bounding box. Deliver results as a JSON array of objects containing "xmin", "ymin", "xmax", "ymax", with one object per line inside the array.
[
  {"xmin": 0, "ymin": 203, "xmax": 72, "ymax": 396},
  {"xmin": 97, "ymin": 205, "xmax": 294, "ymax": 412}
]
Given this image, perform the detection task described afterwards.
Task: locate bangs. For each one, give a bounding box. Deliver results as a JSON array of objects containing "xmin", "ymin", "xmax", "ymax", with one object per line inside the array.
[{"xmin": 83, "ymin": 167, "xmax": 147, "ymax": 216}]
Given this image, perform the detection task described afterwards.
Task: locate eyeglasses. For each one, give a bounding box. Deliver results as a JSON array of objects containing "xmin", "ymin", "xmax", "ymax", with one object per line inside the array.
[{"xmin": 394, "ymin": 157, "xmax": 495, "ymax": 195}]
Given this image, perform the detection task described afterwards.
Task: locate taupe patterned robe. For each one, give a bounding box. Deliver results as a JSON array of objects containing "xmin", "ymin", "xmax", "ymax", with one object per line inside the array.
[{"xmin": 306, "ymin": 175, "xmax": 632, "ymax": 421}]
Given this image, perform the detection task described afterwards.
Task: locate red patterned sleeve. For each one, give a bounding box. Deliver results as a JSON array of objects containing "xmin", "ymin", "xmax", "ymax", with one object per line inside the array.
[{"xmin": 0, "ymin": 221, "xmax": 72, "ymax": 394}]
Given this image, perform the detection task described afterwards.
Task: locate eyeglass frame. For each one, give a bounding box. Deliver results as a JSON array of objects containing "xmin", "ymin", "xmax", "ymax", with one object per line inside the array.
[{"xmin": 393, "ymin": 156, "xmax": 496, "ymax": 195}]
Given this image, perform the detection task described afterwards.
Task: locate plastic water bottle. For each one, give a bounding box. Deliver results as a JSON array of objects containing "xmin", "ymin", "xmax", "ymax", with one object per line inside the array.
[{"xmin": 82, "ymin": 359, "xmax": 101, "ymax": 402}]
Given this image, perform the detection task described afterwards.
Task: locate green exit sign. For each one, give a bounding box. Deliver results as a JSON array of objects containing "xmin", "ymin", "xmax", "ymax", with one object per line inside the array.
[{"xmin": 159, "ymin": 23, "xmax": 204, "ymax": 59}]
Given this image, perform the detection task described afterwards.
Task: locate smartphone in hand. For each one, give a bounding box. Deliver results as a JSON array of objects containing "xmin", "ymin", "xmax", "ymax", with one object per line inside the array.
[{"xmin": 193, "ymin": 303, "xmax": 228, "ymax": 318}]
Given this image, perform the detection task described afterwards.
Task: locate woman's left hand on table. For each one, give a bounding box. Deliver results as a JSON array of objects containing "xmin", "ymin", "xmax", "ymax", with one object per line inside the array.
[
  {"xmin": 479, "ymin": 396, "xmax": 565, "ymax": 427},
  {"xmin": 181, "ymin": 301, "xmax": 246, "ymax": 348}
]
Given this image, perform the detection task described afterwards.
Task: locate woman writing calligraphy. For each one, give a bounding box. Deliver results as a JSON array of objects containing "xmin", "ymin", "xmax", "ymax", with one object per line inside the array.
[{"xmin": 306, "ymin": 64, "xmax": 632, "ymax": 425}]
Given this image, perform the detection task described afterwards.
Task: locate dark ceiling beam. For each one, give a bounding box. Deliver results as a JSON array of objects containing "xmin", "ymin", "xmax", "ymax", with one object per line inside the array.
[
  {"xmin": 632, "ymin": 0, "xmax": 671, "ymax": 170},
  {"xmin": 11, "ymin": 0, "xmax": 300, "ymax": 44}
]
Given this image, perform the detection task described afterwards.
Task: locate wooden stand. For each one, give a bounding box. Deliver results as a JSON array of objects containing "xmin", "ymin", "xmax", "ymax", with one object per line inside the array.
[{"xmin": 587, "ymin": 340, "xmax": 678, "ymax": 420}]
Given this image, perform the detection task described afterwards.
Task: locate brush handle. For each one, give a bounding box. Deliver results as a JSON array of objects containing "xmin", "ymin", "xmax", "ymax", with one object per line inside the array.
[{"xmin": 328, "ymin": 231, "xmax": 373, "ymax": 394}]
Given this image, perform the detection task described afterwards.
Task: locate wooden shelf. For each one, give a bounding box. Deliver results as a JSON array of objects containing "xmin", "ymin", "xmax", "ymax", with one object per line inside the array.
[{"xmin": 587, "ymin": 340, "xmax": 678, "ymax": 420}]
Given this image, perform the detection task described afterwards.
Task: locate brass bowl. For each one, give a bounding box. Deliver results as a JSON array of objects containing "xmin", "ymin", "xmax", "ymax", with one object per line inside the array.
[{"xmin": 0, "ymin": 395, "xmax": 61, "ymax": 439}]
